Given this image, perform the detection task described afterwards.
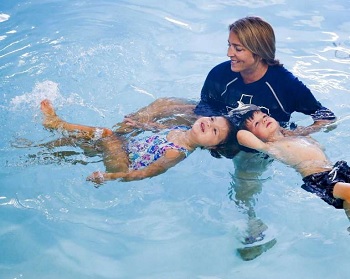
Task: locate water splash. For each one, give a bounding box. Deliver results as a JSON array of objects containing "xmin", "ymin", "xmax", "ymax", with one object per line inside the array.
[
  {"xmin": 8, "ymin": 80, "xmax": 107, "ymax": 118},
  {"xmin": 9, "ymin": 80, "xmax": 61, "ymax": 110}
]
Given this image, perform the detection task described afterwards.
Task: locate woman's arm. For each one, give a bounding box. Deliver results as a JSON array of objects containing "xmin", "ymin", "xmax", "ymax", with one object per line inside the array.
[
  {"xmin": 123, "ymin": 118, "xmax": 168, "ymax": 131},
  {"xmin": 281, "ymin": 120, "xmax": 337, "ymax": 136},
  {"xmin": 276, "ymin": 66, "xmax": 336, "ymax": 130},
  {"xmin": 87, "ymin": 149, "xmax": 186, "ymax": 184},
  {"xmin": 113, "ymin": 98, "xmax": 197, "ymax": 134}
]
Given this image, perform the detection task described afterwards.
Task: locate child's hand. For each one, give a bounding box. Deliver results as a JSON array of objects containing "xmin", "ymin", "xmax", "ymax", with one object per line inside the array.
[
  {"xmin": 87, "ymin": 171, "xmax": 128, "ymax": 184},
  {"xmin": 86, "ymin": 171, "xmax": 105, "ymax": 185}
]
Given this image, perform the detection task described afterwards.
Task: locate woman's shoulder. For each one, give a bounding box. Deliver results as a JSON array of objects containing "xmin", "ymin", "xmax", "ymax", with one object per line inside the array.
[
  {"xmin": 266, "ymin": 64, "xmax": 290, "ymax": 75},
  {"xmin": 265, "ymin": 65, "xmax": 296, "ymax": 81},
  {"xmin": 265, "ymin": 65, "xmax": 310, "ymax": 92}
]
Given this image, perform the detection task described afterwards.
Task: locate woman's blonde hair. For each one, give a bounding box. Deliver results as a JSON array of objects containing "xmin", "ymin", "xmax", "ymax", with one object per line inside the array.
[{"xmin": 229, "ymin": 16, "xmax": 281, "ymax": 66}]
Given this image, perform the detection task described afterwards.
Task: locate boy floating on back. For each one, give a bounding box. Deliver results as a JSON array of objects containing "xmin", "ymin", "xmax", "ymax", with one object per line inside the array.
[{"xmin": 236, "ymin": 108, "xmax": 350, "ymax": 218}]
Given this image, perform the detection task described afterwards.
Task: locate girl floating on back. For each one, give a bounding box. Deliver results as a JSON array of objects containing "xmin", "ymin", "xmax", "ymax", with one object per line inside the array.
[{"xmin": 40, "ymin": 99, "xmax": 237, "ymax": 184}]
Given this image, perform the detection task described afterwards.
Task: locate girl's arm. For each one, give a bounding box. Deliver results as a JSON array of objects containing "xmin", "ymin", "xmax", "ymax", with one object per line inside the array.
[
  {"xmin": 87, "ymin": 149, "xmax": 186, "ymax": 184},
  {"xmin": 236, "ymin": 130, "xmax": 268, "ymax": 153}
]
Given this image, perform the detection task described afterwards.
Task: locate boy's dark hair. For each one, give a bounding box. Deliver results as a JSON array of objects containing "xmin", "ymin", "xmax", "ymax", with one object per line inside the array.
[
  {"xmin": 235, "ymin": 109, "xmax": 263, "ymax": 154},
  {"xmin": 238, "ymin": 109, "xmax": 260, "ymax": 130},
  {"xmin": 208, "ymin": 116, "xmax": 240, "ymax": 159}
]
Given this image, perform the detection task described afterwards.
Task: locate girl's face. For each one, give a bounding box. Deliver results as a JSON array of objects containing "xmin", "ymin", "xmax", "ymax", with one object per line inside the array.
[
  {"xmin": 244, "ymin": 111, "xmax": 279, "ymax": 141},
  {"xmin": 227, "ymin": 31, "xmax": 261, "ymax": 75},
  {"xmin": 192, "ymin": 116, "xmax": 230, "ymax": 147}
]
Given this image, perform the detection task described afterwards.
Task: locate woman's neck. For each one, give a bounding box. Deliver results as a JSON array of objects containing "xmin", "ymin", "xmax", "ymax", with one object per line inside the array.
[{"xmin": 241, "ymin": 62, "xmax": 268, "ymax": 84}]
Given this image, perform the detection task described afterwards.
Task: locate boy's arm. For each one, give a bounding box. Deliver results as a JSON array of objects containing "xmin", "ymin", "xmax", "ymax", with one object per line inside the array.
[
  {"xmin": 236, "ymin": 130, "xmax": 268, "ymax": 153},
  {"xmin": 87, "ymin": 150, "xmax": 186, "ymax": 184}
]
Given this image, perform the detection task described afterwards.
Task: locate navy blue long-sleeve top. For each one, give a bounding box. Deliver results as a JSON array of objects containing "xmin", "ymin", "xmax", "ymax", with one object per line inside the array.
[{"xmin": 194, "ymin": 61, "xmax": 336, "ymax": 124}]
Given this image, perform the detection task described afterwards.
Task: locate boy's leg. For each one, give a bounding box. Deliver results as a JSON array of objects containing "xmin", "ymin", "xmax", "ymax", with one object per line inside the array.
[
  {"xmin": 333, "ymin": 182, "xmax": 350, "ymax": 203},
  {"xmin": 333, "ymin": 182, "xmax": 350, "ymax": 220},
  {"xmin": 344, "ymin": 201, "xmax": 350, "ymax": 221},
  {"xmin": 41, "ymin": 99, "xmax": 113, "ymax": 140}
]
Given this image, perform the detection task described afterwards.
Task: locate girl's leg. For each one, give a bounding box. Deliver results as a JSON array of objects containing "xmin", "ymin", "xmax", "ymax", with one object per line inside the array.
[
  {"xmin": 98, "ymin": 135, "xmax": 129, "ymax": 173},
  {"xmin": 86, "ymin": 134, "xmax": 129, "ymax": 184},
  {"xmin": 41, "ymin": 99, "xmax": 113, "ymax": 140}
]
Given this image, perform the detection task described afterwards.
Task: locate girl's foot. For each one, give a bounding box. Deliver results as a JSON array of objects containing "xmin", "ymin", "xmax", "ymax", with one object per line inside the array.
[{"xmin": 40, "ymin": 99, "xmax": 63, "ymax": 129}]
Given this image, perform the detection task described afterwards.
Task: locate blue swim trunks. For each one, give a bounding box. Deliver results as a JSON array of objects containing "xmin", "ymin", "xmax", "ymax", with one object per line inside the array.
[{"xmin": 301, "ymin": 161, "xmax": 349, "ymax": 209}]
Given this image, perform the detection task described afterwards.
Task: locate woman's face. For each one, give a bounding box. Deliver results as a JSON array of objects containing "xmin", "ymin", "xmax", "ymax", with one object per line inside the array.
[{"xmin": 227, "ymin": 31, "xmax": 261, "ymax": 75}]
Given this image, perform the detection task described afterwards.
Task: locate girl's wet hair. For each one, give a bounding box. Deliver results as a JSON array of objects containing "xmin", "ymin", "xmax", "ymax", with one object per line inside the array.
[{"xmin": 208, "ymin": 116, "xmax": 240, "ymax": 159}]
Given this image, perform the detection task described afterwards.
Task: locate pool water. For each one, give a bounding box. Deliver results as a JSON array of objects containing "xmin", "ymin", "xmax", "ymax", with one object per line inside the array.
[{"xmin": 1, "ymin": 0, "xmax": 350, "ymax": 278}]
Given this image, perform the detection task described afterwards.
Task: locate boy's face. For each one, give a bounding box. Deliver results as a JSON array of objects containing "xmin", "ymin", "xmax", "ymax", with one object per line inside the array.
[
  {"xmin": 192, "ymin": 116, "xmax": 230, "ymax": 147},
  {"xmin": 244, "ymin": 111, "xmax": 279, "ymax": 141}
]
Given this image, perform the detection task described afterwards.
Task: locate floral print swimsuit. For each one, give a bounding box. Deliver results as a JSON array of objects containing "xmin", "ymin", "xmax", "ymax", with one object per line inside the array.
[{"xmin": 126, "ymin": 126, "xmax": 191, "ymax": 170}]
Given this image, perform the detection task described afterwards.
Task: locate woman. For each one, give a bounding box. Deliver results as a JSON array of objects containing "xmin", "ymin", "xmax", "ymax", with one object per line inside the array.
[
  {"xmin": 195, "ymin": 16, "xmax": 335, "ymax": 129},
  {"xmin": 119, "ymin": 16, "xmax": 335, "ymax": 156}
]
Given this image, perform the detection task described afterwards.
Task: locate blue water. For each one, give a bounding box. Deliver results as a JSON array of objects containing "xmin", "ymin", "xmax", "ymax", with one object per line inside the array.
[{"xmin": 1, "ymin": 1, "xmax": 350, "ymax": 278}]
